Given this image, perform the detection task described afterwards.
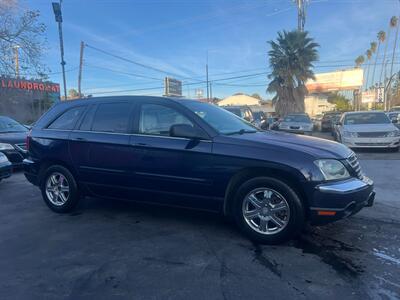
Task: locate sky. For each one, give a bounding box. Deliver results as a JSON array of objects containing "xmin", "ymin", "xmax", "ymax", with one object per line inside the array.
[{"xmin": 21, "ymin": 0, "xmax": 400, "ymax": 99}]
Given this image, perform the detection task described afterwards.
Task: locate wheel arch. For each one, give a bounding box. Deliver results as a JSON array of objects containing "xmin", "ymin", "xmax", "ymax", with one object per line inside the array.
[{"xmin": 223, "ymin": 166, "xmax": 309, "ymax": 218}]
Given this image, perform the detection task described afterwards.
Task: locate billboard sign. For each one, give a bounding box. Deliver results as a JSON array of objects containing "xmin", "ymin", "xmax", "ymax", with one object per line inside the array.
[
  {"xmin": 306, "ymin": 69, "xmax": 363, "ymax": 93},
  {"xmin": 361, "ymin": 91, "xmax": 375, "ymax": 103},
  {"xmin": 164, "ymin": 77, "xmax": 182, "ymax": 97}
]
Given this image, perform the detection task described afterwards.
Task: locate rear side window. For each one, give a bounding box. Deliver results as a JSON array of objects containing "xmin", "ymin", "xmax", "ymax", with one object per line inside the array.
[
  {"xmin": 91, "ymin": 103, "xmax": 131, "ymax": 133},
  {"xmin": 48, "ymin": 106, "xmax": 85, "ymax": 130}
]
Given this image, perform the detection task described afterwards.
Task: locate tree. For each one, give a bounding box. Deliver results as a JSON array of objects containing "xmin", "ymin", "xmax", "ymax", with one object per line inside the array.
[
  {"xmin": 371, "ymin": 31, "xmax": 385, "ymax": 87},
  {"xmin": 251, "ymin": 93, "xmax": 262, "ymax": 100},
  {"xmin": 364, "ymin": 49, "xmax": 372, "ymax": 90},
  {"xmin": 355, "ymin": 55, "xmax": 365, "ymax": 68},
  {"xmin": 267, "ymin": 30, "xmax": 319, "ymax": 116},
  {"xmin": 389, "ymin": 16, "xmax": 399, "ymax": 84},
  {"xmin": 379, "ymin": 20, "xmax": 392, "ymax": 85},
  {"xmin": 0, "ymin": 0, "xmax": 47, "ymax": 76},
  {"xmin": 327, "ymin": 92, "xmax": 352, "ymax": 111}
]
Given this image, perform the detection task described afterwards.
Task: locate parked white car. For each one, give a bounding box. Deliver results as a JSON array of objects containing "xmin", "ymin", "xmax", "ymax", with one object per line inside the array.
[
  {"xmin": 278, "ymin": 113, "xmax": 313, "ymax": 135},
  {"xmin": 336, "ymin": 111, "xmax": 400, "ymax": 150}
]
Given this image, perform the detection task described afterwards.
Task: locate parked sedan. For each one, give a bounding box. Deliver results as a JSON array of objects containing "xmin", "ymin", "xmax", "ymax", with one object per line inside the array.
[
  {"xmin": 0, "ymin": 116, "xmax": 29, "ymax": 168},
  {"xmin": 24, "ymin": 96, "xmax": 374, "ymax": 244},
  {"xmin": 321, "ymin": 112, "xmax": 342, "ymax": 132},
  {"xmin": 278, "ymin": 113, "xmax": 313, "ymax": 135},
  {"xmin": 336, "ymin": 111, "xmax": 400, "ymax": 150},
  {"xmin": 0, "ymin": 152, "xmax": 12, "ymax": 182}
]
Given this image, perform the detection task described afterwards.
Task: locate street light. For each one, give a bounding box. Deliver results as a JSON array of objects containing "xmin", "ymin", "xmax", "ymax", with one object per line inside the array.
[{"xmin": 52, "ymin": 1, "xmax": 67, "ymax": 100}]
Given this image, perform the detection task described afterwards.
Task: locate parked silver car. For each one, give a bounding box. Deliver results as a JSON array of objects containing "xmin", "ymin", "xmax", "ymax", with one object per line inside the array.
[
  {"xmin": 336, "ymin": 111, "xmax": 400, "ymax": 150},
  {"xmin": 278, "ymin": 113, "xmax": 313, "ymax": 135}
]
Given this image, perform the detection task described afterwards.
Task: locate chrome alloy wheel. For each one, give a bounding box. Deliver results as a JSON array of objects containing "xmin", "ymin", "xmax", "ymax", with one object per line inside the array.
[
  {"xmin": 242, "ymin": 188, "xmax": 290, "ymax": 235},
  {"xmin": 45, "ymin": 172, "xmax": 70, "ymax": 206}
]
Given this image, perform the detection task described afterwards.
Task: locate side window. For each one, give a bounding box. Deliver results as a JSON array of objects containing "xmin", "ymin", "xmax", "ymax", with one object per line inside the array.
[
  {"xmin": 79, "ymin": 105, "xmax": 96, "ymax": 131},
  {"xmin": 92, "ymin": 102, "xmax": 131, "ymax": 133},
  {"xmin": 139, "ymin": 104, "xmax": 193, "ymax": 136},
  {"xmin": 48, "ymin": 106, "xmax": 85, "ymax": 130}
]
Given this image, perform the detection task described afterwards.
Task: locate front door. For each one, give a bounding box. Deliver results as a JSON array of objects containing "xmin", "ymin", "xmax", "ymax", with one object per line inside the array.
[{"xmin": 129, "ymin": 101, "xmax": 216, "ymax": 210}]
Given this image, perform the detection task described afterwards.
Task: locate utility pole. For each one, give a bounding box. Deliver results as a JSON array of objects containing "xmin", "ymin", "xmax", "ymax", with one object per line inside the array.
[
  {"xmin": 206, "ymin": 51, "xmax": 209, "ymax": 101},
  {"xmin": 78, "ymin": 41, "xmax": 84, "ymax": 97},
  {"xmin": 210, "ymin": 82, "xmax": 213, "ymax": 101},
  {"xmin": 294, "ymin": 0, "xmax": 307, "ymax": 31},
  {"xmin": 13, "ymin": 45, "xmax": 20, "ymax": 77},
  {"xmin": 52, "ymin": 1, "xmax": 67, "ymax": 100}
]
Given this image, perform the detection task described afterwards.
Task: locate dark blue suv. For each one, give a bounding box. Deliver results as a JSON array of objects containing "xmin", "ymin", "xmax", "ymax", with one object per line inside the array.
[{"xmin": 23, "ymin": 96, "xmax": 375, "ymax": 244}]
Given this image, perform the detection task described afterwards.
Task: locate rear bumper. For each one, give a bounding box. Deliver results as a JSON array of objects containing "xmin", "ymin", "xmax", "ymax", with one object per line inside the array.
[
  {"xmin": 309, "ymin": 177, "xmax": 374, "ymax": 225},
  {"xmin": 23, "ymin": 158, "xmax": 40, "ymax": 185}
]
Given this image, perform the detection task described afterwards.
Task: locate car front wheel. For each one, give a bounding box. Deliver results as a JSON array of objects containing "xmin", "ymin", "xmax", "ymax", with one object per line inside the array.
[
  {"xmin": 40, "ymin": 165, "xmax": 80, "ymax": 213},
  {"xmin": 233, "ymin": 177, "xmax": 305, "ymax": 244}
]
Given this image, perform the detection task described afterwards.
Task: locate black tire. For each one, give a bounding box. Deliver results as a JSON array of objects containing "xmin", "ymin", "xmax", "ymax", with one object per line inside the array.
[
  {"xmin": 232, "ymin": 177, "xmax": 305, "ymax": 244},
  {"xmin": 40, "ymin": 165, "xmax": 80, "ymax": 213}
]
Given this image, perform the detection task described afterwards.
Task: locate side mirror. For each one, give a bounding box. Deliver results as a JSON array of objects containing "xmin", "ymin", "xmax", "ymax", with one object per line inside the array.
[
  {"xmin": 392, "ymin": 118, "xmax": 398, "ymax": 124},
  {"xmin": 170, "ymin": 124, "xmax": 207, "ymax": 140},
  {"xmin": 336, "ymin": 121, "xmax": 342, "ymax": 126}
]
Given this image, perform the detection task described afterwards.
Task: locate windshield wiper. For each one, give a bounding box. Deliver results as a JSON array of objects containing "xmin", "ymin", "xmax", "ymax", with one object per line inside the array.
[{"xmin": 225, "ymin": 129, "xmax": 258, "ymax": 135}]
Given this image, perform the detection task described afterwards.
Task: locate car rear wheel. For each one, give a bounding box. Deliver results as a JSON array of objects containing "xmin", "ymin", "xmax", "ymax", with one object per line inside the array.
[
  {"xmin": 233, "ymin": 177, "xmax": 305, "ymax": 244},
  {"xmin": 40, "ymin": 165, "xmax": 80, "ymax": 213}
]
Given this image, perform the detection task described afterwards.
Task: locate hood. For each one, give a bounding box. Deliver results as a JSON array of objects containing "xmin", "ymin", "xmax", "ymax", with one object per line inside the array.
[
  {"xmin": 217, "ymin": 131, "xmax": 352, "ymax": 159},
  {"xmin": 280, "ymin": 121, "xmax": 312, "ymax": 127},
  {"xmin": 0, "ymin": 131, "xmax": 28, "ymax": 144},
  {"xmin": 343, "ymin": 123, "xmax": 398, "ymax": 132}
]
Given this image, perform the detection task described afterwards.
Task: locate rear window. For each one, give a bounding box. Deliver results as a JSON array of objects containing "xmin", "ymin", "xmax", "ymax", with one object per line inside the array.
[
  {"xmin": 91, "ymin": 103, "xmax": 131, "ymax": 133},
  {"xmin": 48, "ymin": 106, "xmax": 85, "ymax": 130}
]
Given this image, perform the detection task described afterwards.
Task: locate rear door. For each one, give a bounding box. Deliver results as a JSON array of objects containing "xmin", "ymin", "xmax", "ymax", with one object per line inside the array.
[{"xmin": 69, "ymin": 101, "xmax": 135, "ymax": 198}]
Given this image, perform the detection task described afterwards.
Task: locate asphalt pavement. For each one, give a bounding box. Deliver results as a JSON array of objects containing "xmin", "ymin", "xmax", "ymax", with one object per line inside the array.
[{"xmin": 0, "ymin": 136, "xmax": 400, "ymax": 299}]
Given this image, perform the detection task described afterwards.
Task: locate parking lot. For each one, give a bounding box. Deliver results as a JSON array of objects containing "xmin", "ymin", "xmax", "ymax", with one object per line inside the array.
[{"xmin": 1, "ymin": 134, "xmax": 400, "ymax": 299}]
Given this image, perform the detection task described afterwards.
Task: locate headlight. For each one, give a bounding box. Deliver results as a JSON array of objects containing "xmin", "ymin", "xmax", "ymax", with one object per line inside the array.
[
  {"xmin": 386, "ymin": 130, "xmax": 400, "ymax": 137},
  {"xmin": 0, "ymin": 143, "xmax": 14, "ymax": 150},
  {"xmin": 0, "ymin": 154, "xmax": 8, "ymax": 163},
  {"xmin": 343, "ymin": 131, "xmax": 358, "ymax": 138},
  {"xmin": 314, "ymin": 159, "xmax": 350, "ymax": 181}
]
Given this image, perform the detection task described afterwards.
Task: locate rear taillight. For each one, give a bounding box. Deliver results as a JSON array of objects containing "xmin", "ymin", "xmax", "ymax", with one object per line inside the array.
[{"xmin": 26, "ymin": 130, "xmax": 31, "ymax": 152}]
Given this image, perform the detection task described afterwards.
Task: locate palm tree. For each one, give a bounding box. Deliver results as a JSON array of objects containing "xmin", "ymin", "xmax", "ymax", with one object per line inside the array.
[
  {"xmin": 371, "ymin": 31, "xmax": 386, "ymax": 87},
  {"xmin": 267, "ymin": 30, "xmax": 319, "ymax": 116},
  {"xmin": 355, "ymin": 55, "xmax": 365, "ymax": 67},
  {"xmin": 365, "ymin": 49, "xmax": 373, "ymax": 90},
  {"xmin": 379, "ymin": 18, "xmax": 395, "ymax": 85},
  {"xmin": 389, "ymin": 16, "xmax": 399, "ymax": 81}
]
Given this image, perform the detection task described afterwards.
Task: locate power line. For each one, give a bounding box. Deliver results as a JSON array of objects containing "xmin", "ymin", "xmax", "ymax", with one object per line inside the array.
[
  {"xmin": 85, "ymin": 43, "xmax": 190, "ymax": 78},
  {"xmin": 84, "ymin": 63, "xmax": 163, "ymax": 81}
]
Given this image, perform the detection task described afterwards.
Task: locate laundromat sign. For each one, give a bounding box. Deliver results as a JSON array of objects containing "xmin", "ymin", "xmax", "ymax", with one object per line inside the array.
[{"xmin": 0, "ymin": 77, "xmax": 60, "ymax": 93}]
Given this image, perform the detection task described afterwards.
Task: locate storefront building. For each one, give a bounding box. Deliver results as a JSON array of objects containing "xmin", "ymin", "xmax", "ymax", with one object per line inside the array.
[{"xmin": 0, "ymin": 76, "xmax": 60, "ymax": 124}]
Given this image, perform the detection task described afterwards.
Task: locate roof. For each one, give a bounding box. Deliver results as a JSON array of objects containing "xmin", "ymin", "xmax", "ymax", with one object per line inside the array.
[{"xmin": 218, "ymin": 94, "xmax": 260, "ymax": 106}]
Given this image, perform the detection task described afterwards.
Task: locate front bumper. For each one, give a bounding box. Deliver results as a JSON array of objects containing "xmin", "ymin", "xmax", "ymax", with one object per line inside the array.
[
  {"xmin": 0, "ymin": 161, "xmax": 13, "ymax": 180},
  {"xmin": 342, "ymin": 137, "xmax": 400, "ymax": 148},
  {"xmin": 279, "ymin": 128, "xmax": 313, "ymax": 134},
  {"xmin": 309, "ymin": 177, "xmax": 374, "ymax": 225},
  {"xmin": 0, "ymin": 148, "xmax": 27, "ymax": 168}
]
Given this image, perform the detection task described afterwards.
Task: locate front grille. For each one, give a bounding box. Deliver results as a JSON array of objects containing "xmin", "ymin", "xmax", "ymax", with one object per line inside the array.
[
  {"xmin": 357, "ymin": 131, "xmax": 388, "ymax": 138},
  {"xmin": 14, "ymin": 143, "xmax": 27, "ymax": 153},
  {"xmin": 354, "ymin": 142, "xmax": 390, "ymax": 146},
  {"xmin": 346, "ymin": 153, "xmax": 363, "ymax": 179}
]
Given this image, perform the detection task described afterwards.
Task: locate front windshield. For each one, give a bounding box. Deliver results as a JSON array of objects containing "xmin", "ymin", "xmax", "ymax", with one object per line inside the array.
[
  {"xmin": 0, "ymin": 117, "xmax": 28, "ymax": 133},
  {"xmin": 283, "ymin": 115, "xmax": 311, "ymax": 123},
  {"xmin": 181, "ymin": 101, "xmax": 257, "ymax": 134},
  {"xmin": 223, "ymin": 107, "xmax": 242, "ymax": 117},
  {"xmin": 344, "ymin": 113, "xmax": 390, "ymax": 125}
]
